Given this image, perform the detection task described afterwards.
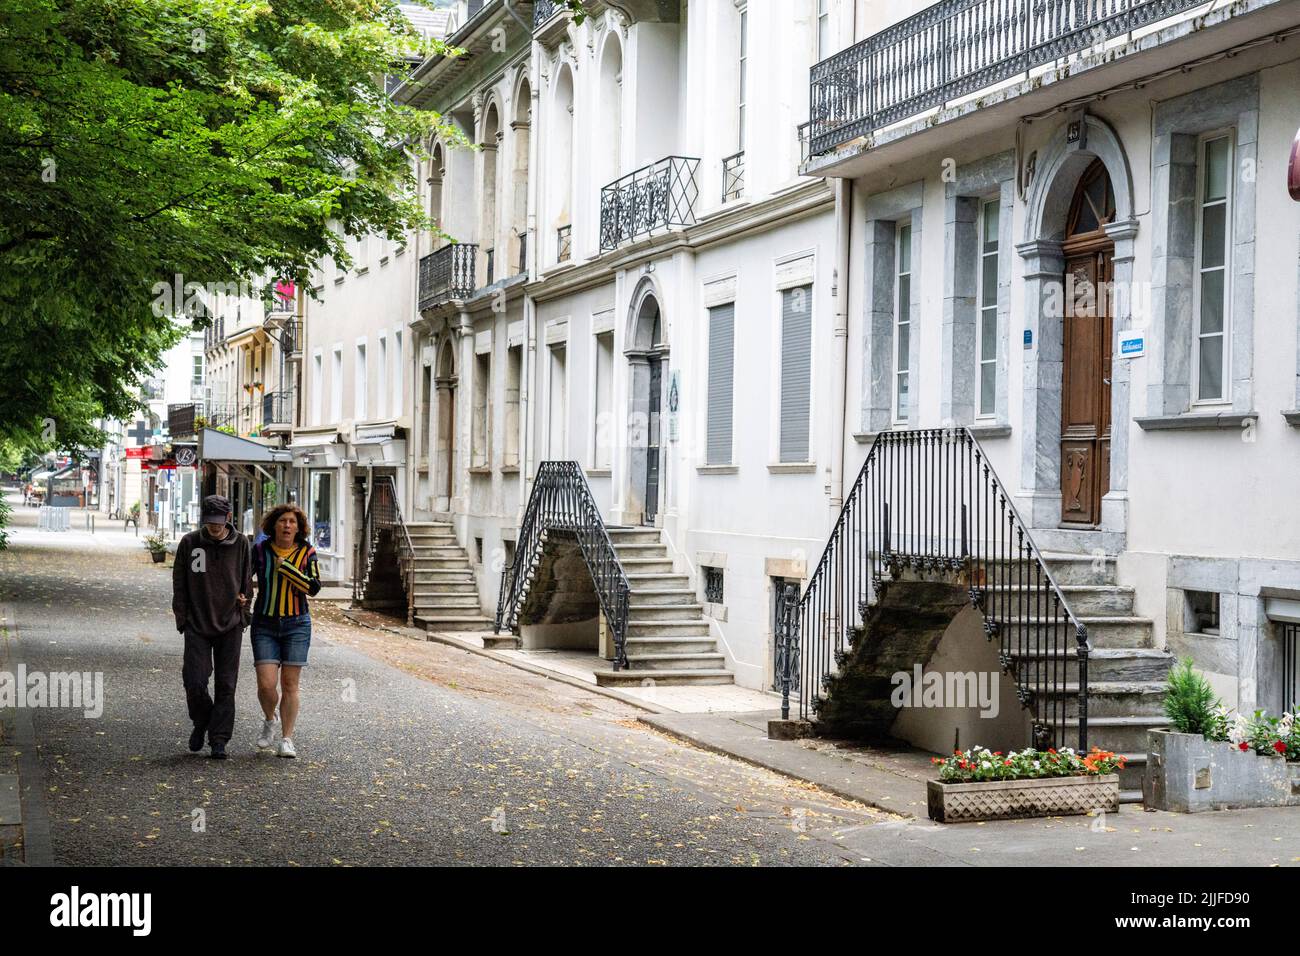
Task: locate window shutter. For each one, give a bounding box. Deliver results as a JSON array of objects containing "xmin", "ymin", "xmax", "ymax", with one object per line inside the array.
[
  {"xmin": 707, "ymin": 304, "xmax": 735, "ymax": 465},
  {"xmin": 780, "ymin": 286, "xmax": 812, "ymax": 462}
]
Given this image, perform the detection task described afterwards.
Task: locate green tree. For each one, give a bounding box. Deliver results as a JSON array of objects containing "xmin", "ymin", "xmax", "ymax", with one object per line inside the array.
[{"xmin": 0, "ymin": 0, "xmax": 458, "ymax": 453}]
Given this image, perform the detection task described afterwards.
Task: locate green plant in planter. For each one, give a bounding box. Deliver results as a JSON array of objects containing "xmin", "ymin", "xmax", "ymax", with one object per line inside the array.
[
  {"xmin": 1163, "ymin": 657, "xmax": 1220, "ymax": 735},
  {"xmin": 143, "ymin": 531, "xmax": 167, "ymax": 554},
  {"xmin": 129, "ymin": 501, "xmax": 141, "ymax": 518}
]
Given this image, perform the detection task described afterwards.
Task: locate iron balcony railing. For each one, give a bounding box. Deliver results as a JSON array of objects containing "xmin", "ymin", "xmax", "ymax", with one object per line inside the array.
[
  {"xmin": 261, "ymin": 390, "xmax": 294, "ymax": 428},
  {"xmin": 776, "ymin": 428, "xmax": 1091, "ymax": 750},
  {"xmin": 484, "ymin": 247, "xmax": 495, "ymax": 286},
  {"xmin": 418, "ymin": 243, "xmax": 477, "ymax": 311},
  {"xmin": 599, "ymin": 156, "xmax": 700, "ymax": 253},
  {"xmin": 352, "ymin": 475, "xmax": 417, "ymax": 626},
  {"xmin": 494, "ymin": 461, "xmax": 632, "ymax": 669},
  {"xmin": 808, "ymin": 0, "xmax": 1209, "ymax": 157},
  {"xmin": 556, "ymin": 224, "xmax": 572, "ymax": 262},
  {"xmin": 533, "ymin": 0, "xmax": 561, "ymax": 28},
  {"xmin": 722, "ymin": 151, "xmax": 745, "ymax": 203}
]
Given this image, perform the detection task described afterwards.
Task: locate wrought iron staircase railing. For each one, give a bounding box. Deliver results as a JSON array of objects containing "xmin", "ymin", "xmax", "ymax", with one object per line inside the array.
[
  {"xmin": 352, "ymin": 475, "xmax": 416, "ymax": 626},
  {"xmin": 808, "ymin": 0, "xmax": 1210, "ymax": 157},
  {"xmin": 494, "ymin": 461, "xmax": 632, "ymax": 668},
  {"xmin": 777, "ymin": 428, "xmax": 1091, "ymax": 750}
]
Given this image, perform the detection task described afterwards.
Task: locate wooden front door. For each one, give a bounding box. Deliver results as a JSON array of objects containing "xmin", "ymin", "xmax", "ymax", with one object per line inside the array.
[{"xmin": 1060, "ymin": 160, "xmax": 1115, "ymax": 527}]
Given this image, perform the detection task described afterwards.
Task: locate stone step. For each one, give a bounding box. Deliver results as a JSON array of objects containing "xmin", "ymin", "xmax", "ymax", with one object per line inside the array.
[
  {"xmin": 411, "ymin": 577, "xmax": 477, "ymax": 591},
  {"xmin": 1007, "ymin": 647, "xmax": 1174, "ymax": 682},
  {"xmin": 626, "ymin": 572, "xmax": 692, "ymax": 590},
  {"xmin": 406, "ymin": 521, "xmax": 455, "ymax": 530},
  {"xmin": 611, "ymin": 543, "xmax": 669, "ymax": 560},
  {"xmin": 1053, "ymin": 715, "xmax": 1167, "ymax": 754},
  {"xmin": 620, "ymin": 557, "xmax": 675, "ymax": 574},
  {"xmin": 625, "ymin": 636, "xmax": 721, "ymax": 655},
  {"xmin": 408, "ymin": 534, "xmax": 459, "ymax": 547},
  {"xmin": 418, "ymin": 615, "xmax": 493, "ymax": 632},
  {"xmin": 605, "ymin": 527, "xmax": 663, "ymax": 545},
  {"xmin": 626, "ymin": 652, "xmax": 727, "ymax": 671},
  {"xmin": 993, "ymin": 616, "xmax": 1155, "ymax": 649},
  {"xmin": 625, "ymin": 588, "xmax": 698, "ymax": 606},
  {"xmin": 987, "ymin": 584, "xmax": 1136, "ymax": 617},
  {"xmin": 482, "ymin": 634, "xmax": 521, "ymax": 650},
  {"xmin": 411, "ymin": 545, "xmax": 468, "ymax": 558},
  {"xmin": 411, "ymin": 594, "xmax": 484, "ymax": 610},
  {"xmin": 1040, "ymin": 554, "xmax": 1119, "ymax": 587},
  {"xmin": 628, "ymin": 603, "xmax": 705, "ymax": 621},
  {"xmin": 595, "ymin": 668, "xmax": 734, "ymax": 687},
  {"xmin": 627, "ymin": 620, "xmax": 711, "ymax": 638},
  {"xmin": 1038, "ymin": 682, "xmax": 1168, "ymax": 718},
  {"xmin": 413, "ymin": 557, "xmax": 475, "ymax": 571}
]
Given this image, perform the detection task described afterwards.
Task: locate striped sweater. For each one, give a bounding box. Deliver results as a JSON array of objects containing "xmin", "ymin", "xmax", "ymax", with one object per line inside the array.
[{"xmin": 252, "ymin": 541, "xmax": 322, "ymax": 618}]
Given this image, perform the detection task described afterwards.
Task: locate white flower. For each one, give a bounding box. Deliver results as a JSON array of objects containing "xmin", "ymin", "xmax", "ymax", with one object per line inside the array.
[{"xmin": 1032, "ymin": 761, "xmax": 1041, "ymax": 770}]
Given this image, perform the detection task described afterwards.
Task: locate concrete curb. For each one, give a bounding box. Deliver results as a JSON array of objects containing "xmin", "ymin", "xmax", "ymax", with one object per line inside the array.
[
  {"xmin": 0, "ymin": 603, "xmax": 55, "ymax": 865},
  {"xmin": 338, "ymin": 610, "xmax": 672, "ymax": 715},
  {"xmin": 638, "ymin": 712, "xmax": 926, "ymax": 818}
]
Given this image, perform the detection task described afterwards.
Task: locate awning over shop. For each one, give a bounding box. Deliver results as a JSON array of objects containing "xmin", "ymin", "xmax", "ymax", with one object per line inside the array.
[
  {"xmin": 354, "ymin": 423, "xmax": 397, "ymax": 445},
  {"xmin": 198, "ymin": 428, "xmax": 291, "ymax": 464}
]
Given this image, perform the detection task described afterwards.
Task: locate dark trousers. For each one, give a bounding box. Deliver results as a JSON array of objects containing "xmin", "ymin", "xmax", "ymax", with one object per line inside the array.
[{"xmin": 182, "ymin": 628, "xmax": 243, "ymax": 745}]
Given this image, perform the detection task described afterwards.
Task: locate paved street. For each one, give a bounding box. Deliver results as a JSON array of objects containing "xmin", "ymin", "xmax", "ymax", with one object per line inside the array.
[
  {"xmin": 0, "ymin": 498, "xmax": 887, "ymax": 866},
  {"xmin": 3, "ymin": 497, "xmax": 1298, "ymax": 868}
]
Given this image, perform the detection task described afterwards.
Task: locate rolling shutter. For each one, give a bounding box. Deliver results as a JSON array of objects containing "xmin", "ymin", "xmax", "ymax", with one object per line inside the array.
[
  {"xmin": 706, "ymin": 303, "xmax": 735, "ymax": 465},
  {"xmin": 780, "ymin": 286, "xmax": 812, "ymax": 462}
]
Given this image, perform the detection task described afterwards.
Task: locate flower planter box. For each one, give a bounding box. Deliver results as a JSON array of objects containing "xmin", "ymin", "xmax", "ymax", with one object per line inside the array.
[
  {"xmin": 927, "ymin": 774, "xmax": 1119, "ymax": 824},
  {"xmin": 149, "ymin": 550, "xmax": 166, "ymax": 564},
  {"xmin": 1143, "ymin": 730, "xmax": 1300, "ymax": 813}
]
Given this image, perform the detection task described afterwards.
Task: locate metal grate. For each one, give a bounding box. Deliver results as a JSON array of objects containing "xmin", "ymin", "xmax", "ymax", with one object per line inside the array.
[
  {"xmin": 722, "ymin": 151, "xmax": 745, "ymax": 202},
  {"xmin": 808, "ymin": 0, "xmax": 1210, "ymax": 157},
  {"xmin": 704, "ymin": 566, "xmax": 725, "ymax": 605},
  {"xmin": 556, "ymin": 225, "xmax": 572, "ymax": 263},
  {"xmin": 1284, "ymin": 623, "xmax": 1299, "ymax": 711}
]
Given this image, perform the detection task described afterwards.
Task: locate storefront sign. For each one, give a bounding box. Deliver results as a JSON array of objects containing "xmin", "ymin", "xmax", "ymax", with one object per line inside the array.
[
  {"xmin": 1119, "ymin": 331, "xmax": 1145, "ymax": 358},
  {"xmin": 125, "ymin": 447, "xmax": 148, "ymax": 459}
]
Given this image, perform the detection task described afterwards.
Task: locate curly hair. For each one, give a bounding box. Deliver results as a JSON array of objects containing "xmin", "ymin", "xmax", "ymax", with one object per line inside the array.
[{"xmin": 261, "ymin": 503, "xmax": 310, "ymax": 544}]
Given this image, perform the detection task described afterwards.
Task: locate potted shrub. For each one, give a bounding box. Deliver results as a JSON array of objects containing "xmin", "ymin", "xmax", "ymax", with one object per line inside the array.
[
  {"xmin": 144, "ymin": 530, "xmax": 168, "ymax": 563},
  {"xmin": 927, "ymin": 745, "xmax": 1122, "ymax": 823},
  {"xmin": 1144, "ymin": 658, "xmax": 1300, "ymax": 812}
]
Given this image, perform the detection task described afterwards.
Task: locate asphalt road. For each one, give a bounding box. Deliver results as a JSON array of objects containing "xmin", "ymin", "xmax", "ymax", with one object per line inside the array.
[{"xmin": 0, "ymin": 499, "xmax": 885, "ymax": 866}]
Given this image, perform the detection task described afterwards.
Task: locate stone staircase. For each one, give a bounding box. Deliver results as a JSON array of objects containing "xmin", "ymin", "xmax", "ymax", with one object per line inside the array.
[
  {"xmin": 593, "ymin": 527, "xmax": 734, "ymax": 687},
  {"xmin": 405, "ymin": 521, "xmax": 493, "ymax": 633},
  {"xmin": 992, "ymin": 553, "xmax": 1173, "ymax": 801}
]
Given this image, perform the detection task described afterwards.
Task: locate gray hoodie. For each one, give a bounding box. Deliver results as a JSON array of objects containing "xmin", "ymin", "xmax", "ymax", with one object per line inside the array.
[{"xmin": 172, "ymin": 523, "xmax": 253, "ymax": 636}]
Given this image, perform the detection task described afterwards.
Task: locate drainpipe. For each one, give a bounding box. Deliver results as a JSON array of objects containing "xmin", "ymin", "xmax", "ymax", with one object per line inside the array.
[{"xmin": 828, "ymin": 177, "xmax": 852, "ymax": 516}]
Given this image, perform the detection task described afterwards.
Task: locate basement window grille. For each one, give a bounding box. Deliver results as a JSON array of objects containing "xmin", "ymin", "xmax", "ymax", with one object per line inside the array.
[
  {"xmin": 474, "ymin": 536, "xmax": 484, "ymax": 566},
  {"xmin": 703, "ymin": 566, "xmax": 725, "ymax": 605}
]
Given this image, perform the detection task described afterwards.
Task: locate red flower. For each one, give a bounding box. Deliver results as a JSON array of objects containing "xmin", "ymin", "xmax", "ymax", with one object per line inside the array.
[
  {"xmin": 1004, "ymin": 760, "xmax": 1012, "ymax": 766},
  {"xmin": 993, "ymin": 751, "xmax": 1002, "ymax": 756},
  {"xmin": 1274, "ymin": 740, "xmax": 1288, "ymax": 755},
  {"xmin": 1239, "ymin": 742, "xmax": 1250, "ymax": 752},
  {"xmin": 1048, "ymin": 748, "xmax": 1057, "ymax": 755}
]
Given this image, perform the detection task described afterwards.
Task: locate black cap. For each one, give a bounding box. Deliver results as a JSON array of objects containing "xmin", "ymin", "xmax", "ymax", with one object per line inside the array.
[{"xmin": 200, "ymin": 494, "xmax": 232, "ymax": 524}]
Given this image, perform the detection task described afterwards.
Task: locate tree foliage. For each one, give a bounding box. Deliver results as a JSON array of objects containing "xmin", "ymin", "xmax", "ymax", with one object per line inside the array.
[{"xmin": 0, "ymin": 0, "xmax": 454, "ymax": 452}]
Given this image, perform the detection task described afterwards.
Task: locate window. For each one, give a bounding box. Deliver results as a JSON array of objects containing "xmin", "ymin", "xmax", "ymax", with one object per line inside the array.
[
  {"xmin": 503, "ymin": 538, "xmax": 517, "ymax": 573},
  {"xmin": 779, "ymin": 285, "xmax": 812, "ymax": 462},
  {"xmin": 474, "ymin": 536, "xmax": 484, "ymax": 565},
  {"xmin": 354, "ymin": 341, "xmax": 367, "ymax": 420},
  {"xmin": 816, "ymin": 0, "xmax": 830, "ymax": 59},
  {"xmin": 309, "ymin": 471, "xmax": 333, "ymax": 551},
  {"xmin": 548, "ymin": 344, "xmax": 567, "ymax": 458},
  {"xmin": 706, "ymin": 303, "xmax": 735, "ymax": 465},
  {"xmin": 377, "ymin": 334, "xmax": 388, "ymax": 419},
  {"xmin": 704, "ymin": 566, "xmax": 725, "ymax": 605},
  {"xmin": 977, "ymin": 199, "xmax": 1000, "ymax": 418},
  {"xmin": 1185, "ymin": 590, "xmax": 1220, "ymax": 636},
  {"xmin": 392, "ymin": 329, "xmax": 403, "ymax": 420},
  {"xmin": 593, "ymin": 331, "xmax": 614, "ymax": 469},
  {"xmin": 1194, "ymin": 133, "xmax": 1231, "ymax": 404},
  {"xmin": 737, "ymin": 7, "xmax": 748, "ymax": 153},
  {"xmin": 192, "ymin": 354, "xmax": 204, "ymax": 387},
  {"xmin": 472, "ymin": 349, "xmax": 491, "ymax": 468},
  {"xmin": 330, "ymin": 346, "xmax": 343, "ymax": 422},
  {"xmin": 894, "ymin": 223, "xmax": 912, "ymax": 423},
  {"xmin": 311, "ymin": 350, "xmax": 323, "ymax": 426},
  {"xmin": 504, "ymin": 343, "xmax": 522, "ymax": 469}
]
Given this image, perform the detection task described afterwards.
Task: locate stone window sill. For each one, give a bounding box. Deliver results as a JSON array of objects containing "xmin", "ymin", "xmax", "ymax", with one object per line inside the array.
[
  {"xmin": 500, "ymin": 464, "xmax": 520, "ymax": 475},
  {"xmin": 697, "ymin": 464, "xmax": 738, "ymax": 475},
  {"xmin": 767, "ymin": 462, "xmax": 816, "ymax": 474},
  {"xmin": 1282, "ymin": 410, "xmax": 1300, "ymax": 427},
  {"xmin": 1135, "ymin": 411, "xmax": 1258, "ymax": 431},
  {"xmin": 467, "ymin": 465, "xmax": 492, "ymax": 475},
  {"xmin": 969, "ymin": 423, "xmax": 1012, "ymax": 439},
  {"xmin": 586, "ymin": 468, "xmax": 611, "ymax": 478}
]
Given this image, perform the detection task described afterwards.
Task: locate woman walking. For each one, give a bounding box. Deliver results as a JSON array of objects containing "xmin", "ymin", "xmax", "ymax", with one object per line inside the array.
[{"xmin": 250, "ymin": 503, "xmax": 321, "ymax": 757}]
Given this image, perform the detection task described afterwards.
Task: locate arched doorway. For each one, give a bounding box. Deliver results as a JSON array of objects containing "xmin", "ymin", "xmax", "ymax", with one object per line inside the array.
[
  {"xmin": 1019, "ymin": 114, "xmax": 1137, "ymax": 539},
  {"xmin": 625, "ymin": 283, "xmax": 668, "ymax": 526},
  {"xmin": 433, "ymin": 339, "xmax": 457, "ymax": 513},
  {"xmin": 1060, "ymin": 160, "xmax": 1115, "ymax": 526}
]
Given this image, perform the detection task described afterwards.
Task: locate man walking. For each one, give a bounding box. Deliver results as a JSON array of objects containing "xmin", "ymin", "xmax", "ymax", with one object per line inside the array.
[{"xmin": 172, "ymin": 495, "xmax": 252, "ymax": 759}]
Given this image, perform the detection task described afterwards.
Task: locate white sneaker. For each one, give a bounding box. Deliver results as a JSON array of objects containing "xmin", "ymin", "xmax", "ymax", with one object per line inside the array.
[
  {"xmin": 256, "ymin": 717, "xmax": 279, "ymax": 750},
  {"xmin": 278, "ymin": 738, "xmax": 297, "ymax": 759}
]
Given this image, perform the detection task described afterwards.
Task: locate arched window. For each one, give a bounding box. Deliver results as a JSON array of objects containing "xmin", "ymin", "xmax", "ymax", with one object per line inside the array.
[
  {"xmin": 550, "ymin": 64, "xmax": 574, "ymax": 263},
  {"xmin": 511, "ymin": 79, "xmax": 531, "ymax": 276},
  {"xmin": 480, "ymin": 102, "xmax": 501, "ymax": 284}
]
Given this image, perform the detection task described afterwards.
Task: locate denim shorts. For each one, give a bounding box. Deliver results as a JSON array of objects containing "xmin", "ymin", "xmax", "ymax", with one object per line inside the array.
[{"xmin": 250, "ymin": 613, "xmax": 312, "ymax": 667}]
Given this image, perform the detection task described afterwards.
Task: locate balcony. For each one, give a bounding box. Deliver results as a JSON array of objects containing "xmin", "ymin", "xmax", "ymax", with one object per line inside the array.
[
  {"xmin": 722, "ymin": 151, "xmax": 745, "ymax": 203},
  {"xmin": 418, "ymin": 243, "xmax": 477, "ymax": 311},
  {"xmin": 533, "ymin": 0, "xmax": 561, "ymax": 28},
  {"xmin": 168, "ymin": 403, "xmax": 198, "ymax": 439},
  {"xmin": 598, "ymin": 156, "xmax": 700, "ymax": 253},
  {"xmin": 807, "ymin": 0, "xmax": 1217, "ymax": 158},
  {"xmin": 262, "ymin": 390, "xmax": 294, "ymax": 432},
  {"xmin": 263, "ymin": 280, "xmax": 296, "ymax": 322}
]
